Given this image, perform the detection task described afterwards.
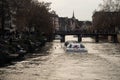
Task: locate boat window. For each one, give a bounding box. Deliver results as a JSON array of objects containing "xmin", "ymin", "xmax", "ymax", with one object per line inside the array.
[
  {"xmin": 73, "ymin": 45, "xmax": 79, "ymax": 48},
  {"xmin": 68, "ymin": 44, "xmax": 72, "ymax": 48},
  {"xmin": 80, "ymin": 44, "xmax": 85, "ymax": 48}
]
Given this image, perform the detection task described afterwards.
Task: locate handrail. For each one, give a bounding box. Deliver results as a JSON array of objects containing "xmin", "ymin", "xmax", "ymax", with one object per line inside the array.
[{"xmin": 54, "ymin": 31, "xmax": 118, "ymax": 35}]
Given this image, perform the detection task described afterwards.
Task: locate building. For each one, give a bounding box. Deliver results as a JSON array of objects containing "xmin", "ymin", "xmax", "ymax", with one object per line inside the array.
[
  {"xmin": 0, "ymin": 0, "xmax": 17, "ymax": 34},
  {"xmin": 57, "ymin": 11, "xmax": 92, "ymax": 32},
  {"xmin": 51, "ymin": 12, "xmax": 60, "ymax": 32},
  {"xmin": 69, "ymin": 11, "xmax": 77, "ymax": 31},
  {"xmin": 80, "ymin": 21, "xmax": 92, "ymax": 31},
  {"xmin": 92, "ymin": 11, "xmax": 120, "ymax": 32},
  {"xmin": 59, "ymin": 17, "xmax": 68, "ymax": 31},
  {"xmin": 58, "ymin": 11, "xmax": 81, "ymax": 31}
]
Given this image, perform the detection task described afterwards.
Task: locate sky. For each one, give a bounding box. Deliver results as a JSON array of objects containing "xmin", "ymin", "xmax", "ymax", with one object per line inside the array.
[{"xmin": 39, "ymin": 0, "xmax": 103, "ymax": 21}]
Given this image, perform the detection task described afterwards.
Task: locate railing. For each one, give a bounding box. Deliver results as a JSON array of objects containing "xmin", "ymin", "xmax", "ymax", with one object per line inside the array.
[{"xmin": 54, "ymin": 30, "xmax": 118, "ymax": 35}]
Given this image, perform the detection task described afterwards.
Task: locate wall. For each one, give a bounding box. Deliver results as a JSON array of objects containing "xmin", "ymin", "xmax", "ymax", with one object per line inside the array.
[{"xmin": 118, "ymin": 34, "xmax": 120, "ymax": 42}]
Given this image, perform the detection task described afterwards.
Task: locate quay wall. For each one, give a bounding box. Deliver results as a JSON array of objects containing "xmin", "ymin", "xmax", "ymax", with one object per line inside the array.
[
  {"xmin": 118, "ymin": 34, "xmax": 120, "ymax": 42},
  {"xmin": 108, "ymin": 35, "xmax": 120, "ymax": 42}
]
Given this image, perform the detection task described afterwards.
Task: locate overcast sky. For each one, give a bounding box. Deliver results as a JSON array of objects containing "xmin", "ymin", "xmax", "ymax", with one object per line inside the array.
[{"xmin": 39, "ymin": 0, "xmax": 102, "ymax": 21}]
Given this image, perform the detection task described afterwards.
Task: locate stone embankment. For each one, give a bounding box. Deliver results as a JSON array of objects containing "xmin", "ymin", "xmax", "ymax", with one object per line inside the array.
[
  {"xmin": 0, "ymin": 38, "xmax": 47, "ymax": 67},
  {"xmin": 118, "ymin": 34, "xmax": 120, "ymax": 42}
]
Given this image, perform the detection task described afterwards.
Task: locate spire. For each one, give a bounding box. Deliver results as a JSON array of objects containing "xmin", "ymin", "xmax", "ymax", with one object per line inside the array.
[{"xmin": 72, "ymin": 11, "xmax": 75, "ymax": 19}]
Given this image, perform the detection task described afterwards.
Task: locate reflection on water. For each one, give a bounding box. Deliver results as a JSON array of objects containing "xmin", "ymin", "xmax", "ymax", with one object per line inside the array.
[
  {"xmin": 65, "ymin": 35, "xmax": 95, "ymax": 42},
  {"xmin": 0, "ymin": 36, "xmax": 120, "ymax": 80}
]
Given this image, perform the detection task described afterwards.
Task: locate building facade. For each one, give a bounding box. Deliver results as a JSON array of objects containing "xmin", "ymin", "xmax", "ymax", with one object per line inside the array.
[
  {"xmin": 51, "ymin": 11, "xmax": 60, "ymax": 33},
  {"xmin": 55, "ymin": 12, "xmax": 92, "ymax": 32},
  {"xmin": 92, "ymin": 12, "xmax": 120, "ymax": 32},
  {"xmin": 58, "ymin": 12, "xmax": 80, "ymax": 32},
  {"xmin": 0, "ymin": 0, "xmax": 17, "ymax": 34}
]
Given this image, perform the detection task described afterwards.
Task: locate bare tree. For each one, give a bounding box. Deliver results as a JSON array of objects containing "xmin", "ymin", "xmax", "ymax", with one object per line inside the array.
[
  {"xmin": 99, "ymin": 0, "xmax": 120, "ymax": 12},
  {"xmin": 114, "ymin": 0, "xmax": 120, "ymax": 11}
]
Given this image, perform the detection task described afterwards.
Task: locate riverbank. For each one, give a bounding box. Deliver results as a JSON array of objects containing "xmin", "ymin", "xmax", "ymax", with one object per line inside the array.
[
  {"xmin": 0, "ymin": 42, "xmax": 52, "ymax": 67},
  {"xmin": 0, "ymin": 36, "xmax": 50, "ymax": 67}
]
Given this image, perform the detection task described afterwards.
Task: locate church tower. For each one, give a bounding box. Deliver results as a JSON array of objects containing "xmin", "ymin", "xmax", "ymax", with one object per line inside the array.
[
  {"xmin": 70, "ymin": 11, "xmax": 76, "ymax": 30},
  {"xmin": 72, "ymin": 11, "xmax": 75, "ymax": 19}
]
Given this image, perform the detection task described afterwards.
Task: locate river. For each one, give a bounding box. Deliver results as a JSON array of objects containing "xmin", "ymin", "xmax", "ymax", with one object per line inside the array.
[{"xmin": 0, "ymin": 36, "xmax": 120, "ymax": 80}]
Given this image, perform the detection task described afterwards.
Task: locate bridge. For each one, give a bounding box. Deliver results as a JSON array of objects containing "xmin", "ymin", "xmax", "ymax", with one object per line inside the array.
[{"xmin": 54, "ymin": 31, "xmax": 119, "ymax": 43}]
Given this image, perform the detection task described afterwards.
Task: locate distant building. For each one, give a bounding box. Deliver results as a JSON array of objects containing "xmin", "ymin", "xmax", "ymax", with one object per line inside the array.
[
  {"xmin": 69, "ymin": 11, "xmax": 76, "ymax": 30},
  {"xmin": 0, "ymin": 0, "xmax": 17, "ymax": 33},
  {"xmin": 59, "ymin": 17, "xmax": 68, "ymax": 31},
  {"xmin": 51, "ymin": 11, "xmax": 60, "ymax": 32},
  {"xmin": 57, "ymin": 11, "xmax": 92, "ymax": 32},
  {"xmin": 58, "ymin": 11, "xmax": 81, "ymax": 31},
  {"xmin": 92, "ymin": 11, "xmax": 120, "ymax": 32},
  {"xmin": 81, "ymin": 21, "xmax": 92, "ymax": 31}
]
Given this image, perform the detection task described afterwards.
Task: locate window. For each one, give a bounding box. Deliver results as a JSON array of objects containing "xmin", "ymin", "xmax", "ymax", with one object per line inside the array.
[
  {"xmin": 68, "ymin": 44, "xmax": 72, "ymax": 48},
  {"xmin": 73, "ymin": 45, "xmax": 79, "ymax": 48}
]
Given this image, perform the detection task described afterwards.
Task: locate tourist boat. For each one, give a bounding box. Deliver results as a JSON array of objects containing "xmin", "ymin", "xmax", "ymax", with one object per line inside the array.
[{"xmin": 65, "ymin": 43, "xmax": 87, "ymax": 52}]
